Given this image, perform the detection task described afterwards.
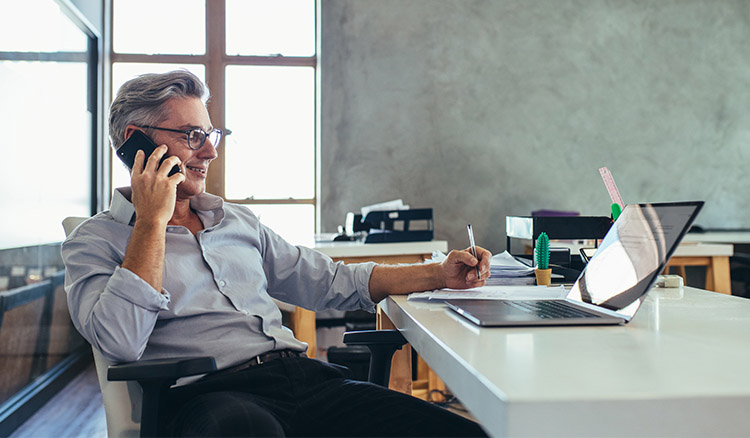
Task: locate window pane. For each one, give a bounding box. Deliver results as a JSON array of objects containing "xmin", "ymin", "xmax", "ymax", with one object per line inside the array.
[
  {"xmin": 110, "ymin": 63, "xmax": 206, "ymax": 191},
  {"xmin": 113, "ymin": 0, "xmax": 205, "ymax": 55},
  {"xmin": 0, "ymin": 0, "xmax": 86, "ymax": 52},
  {"xmin": 247, "ymin": 204, "xmax": 315, "ymax": 247},
  {"xmin": 0, "ymin": 62, "xmax": 90, "ymax": 248},
  {"xmin": 225, "ymin": 66, "xmax": 315, "ymax": 199},
  {"xmin": 226, "ymin": 0, "xmax": 315, "ymax": 56}
]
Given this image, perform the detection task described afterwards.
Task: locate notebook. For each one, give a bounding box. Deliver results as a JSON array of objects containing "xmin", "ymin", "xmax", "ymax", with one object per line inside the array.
[{"xmin": 445, "ymin": 201, "xmax": 704, "ymax": 327}]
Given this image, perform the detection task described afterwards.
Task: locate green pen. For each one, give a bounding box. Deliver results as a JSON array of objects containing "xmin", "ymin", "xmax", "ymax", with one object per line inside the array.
[{"xmin": 610, "ymin": 203, "xmax": 622, "ymax": 221}]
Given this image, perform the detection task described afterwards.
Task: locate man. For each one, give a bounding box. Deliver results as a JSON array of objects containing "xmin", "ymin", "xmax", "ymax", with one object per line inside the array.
[{"xmin": 63, "ymin": 70, "xmax": 490, "ymax": 437}]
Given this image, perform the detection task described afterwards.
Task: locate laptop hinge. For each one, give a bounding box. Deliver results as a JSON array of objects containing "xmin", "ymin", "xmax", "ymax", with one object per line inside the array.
[{"xmin": 566, "ymin": 298, "xmax": 631, "ymax": 322}]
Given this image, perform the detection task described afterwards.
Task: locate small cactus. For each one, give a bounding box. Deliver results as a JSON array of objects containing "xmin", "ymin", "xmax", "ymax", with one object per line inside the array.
[{"xmin": 535, "ymin": 232, "xmax": 550, "ymax": 270}]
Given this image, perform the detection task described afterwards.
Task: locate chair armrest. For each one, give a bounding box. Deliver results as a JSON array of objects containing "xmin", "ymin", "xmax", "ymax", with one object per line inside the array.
[
  {"xmin": 107, "ymin": 357, "xmax": 216, "ymax": 437},
  {"xmin": 343, "ymin": 330, "xmax": 407, "ymax": 387},
  {"xmin": 343, "ymin": 329, "xmax": 407, "ymax": 346},
  {"xmin": 108, "ymin": 356, "xmax": 217, "ymax": 382}
]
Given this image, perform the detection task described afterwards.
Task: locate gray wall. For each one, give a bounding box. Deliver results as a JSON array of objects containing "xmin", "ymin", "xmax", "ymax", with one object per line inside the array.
[{"xmin": 321, "ymin": 0, "xmax": 750, "ymax": 254}]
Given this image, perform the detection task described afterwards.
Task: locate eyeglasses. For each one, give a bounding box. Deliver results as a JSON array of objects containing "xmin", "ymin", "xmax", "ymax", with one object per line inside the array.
[{"xmin": 140, "ymin": 125, "xmax": 231, "ymax": 150}]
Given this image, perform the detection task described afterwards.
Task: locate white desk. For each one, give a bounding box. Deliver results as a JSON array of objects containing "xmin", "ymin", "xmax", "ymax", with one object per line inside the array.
[
  {"xmin": 314, "ymin": 240, "xmax": 448, "ymax": 262},
  {"xmin": 380, "ymin": 288, "xmax": 750, "ymax": 437},
  {"xmin": 683, "ymin": 231, "xmax": 750, "ymax": 244}
]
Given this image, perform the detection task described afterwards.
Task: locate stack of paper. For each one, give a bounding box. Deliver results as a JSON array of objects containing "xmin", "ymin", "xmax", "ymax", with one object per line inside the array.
[
  {"xmin": 361, "ymin": 199, "xmax": 410, "ymax": 217},
  {"xmin": 486, "ymin": 251, "xmax": 535, "ymax": 285}
]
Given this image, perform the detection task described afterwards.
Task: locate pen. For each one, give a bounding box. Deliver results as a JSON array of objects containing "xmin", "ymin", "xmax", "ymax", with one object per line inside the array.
[{"xmin": 467, "ymin": 224, "xmax": 481, "ymax": 280}]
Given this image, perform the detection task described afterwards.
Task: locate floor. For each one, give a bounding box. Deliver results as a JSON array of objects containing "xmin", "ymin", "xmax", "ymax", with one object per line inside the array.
[{"xmin": 10, "ymin": 363, "xmax": 106, "ymax": 438}]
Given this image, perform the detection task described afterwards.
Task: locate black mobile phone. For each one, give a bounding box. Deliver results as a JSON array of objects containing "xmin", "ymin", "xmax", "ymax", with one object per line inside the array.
[{"xmin": 115, "ymin": 130, "xmax": 181, "ymax": 176}]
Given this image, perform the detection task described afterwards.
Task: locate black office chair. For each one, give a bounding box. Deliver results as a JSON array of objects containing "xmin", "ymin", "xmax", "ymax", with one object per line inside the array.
[{"xmin": 105, "ymin": 329, "xmax": 406, "ymax": 437}]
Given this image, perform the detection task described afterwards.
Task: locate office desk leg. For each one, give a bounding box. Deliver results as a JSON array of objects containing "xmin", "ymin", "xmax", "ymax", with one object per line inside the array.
[
  {"xmin": 291, "ymin": 307, "xmax": 317, "ymax": 358},
  {"xmin": 666, "ymin": 256, "xmax": 732, "ymax": 295},
  {"xmin": 428, "ymin": 366, "xmax": 447, "ymax": 402},
  {"xmin": 376, "ymin": 307, "xmax": 413, "ymax": 395},
  {"xmin": 706, "ymin": 256, "xmax": 731, "ymax": 295}
]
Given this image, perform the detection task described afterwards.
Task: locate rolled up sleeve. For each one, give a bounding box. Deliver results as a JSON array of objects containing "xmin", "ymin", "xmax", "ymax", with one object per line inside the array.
[{"xmin": 63, "ymin": 221, "xmax": 169, "ymax": 363}]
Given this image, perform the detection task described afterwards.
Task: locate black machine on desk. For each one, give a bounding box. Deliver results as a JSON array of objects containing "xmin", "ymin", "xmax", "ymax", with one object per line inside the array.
[
  {"xmin": 506, "ymin": 215, "xmax": 613, "ymax": 282},
  {"xmin": 343, "ymin": 208, "xmax": 434, "ymax": 243}
]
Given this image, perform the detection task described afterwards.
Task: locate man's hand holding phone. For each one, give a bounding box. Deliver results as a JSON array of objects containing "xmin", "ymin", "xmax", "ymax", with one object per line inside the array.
[
  {"xmin": 130, "ymin": 144, "xmax": 185, "ymax": 226},
  {"xmin": 120, "ymin": 142, "xmax": 184, "ymax": 294}
]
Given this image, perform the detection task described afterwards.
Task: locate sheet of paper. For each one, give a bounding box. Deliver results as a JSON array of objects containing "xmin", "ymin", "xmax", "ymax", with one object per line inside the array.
[
  {"xmin": 490, "ymin": 251, "xmax": 534, "ymax": 276},
  {"xmin": 490, "ymin": 251, "xmax": 532, "ymax": 270},
  {"xmin": 361, "ymin": 199, "xmax": 409, "ymax": 217},
  {"xmin": 408, "ymin": 285, "xmax": 567, "ymax": 301}
]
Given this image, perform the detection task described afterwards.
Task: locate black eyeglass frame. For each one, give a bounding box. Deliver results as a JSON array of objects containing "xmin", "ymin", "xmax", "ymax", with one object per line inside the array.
[{"xmin": 139, "ymin": 125, "xmax": 231, "ymax": 150}]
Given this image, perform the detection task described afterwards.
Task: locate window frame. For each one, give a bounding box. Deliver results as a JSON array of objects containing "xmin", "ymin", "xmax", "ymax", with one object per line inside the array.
[{"xmin": 110, "ymin": 0, "xmax": 319, "ymax": 230}]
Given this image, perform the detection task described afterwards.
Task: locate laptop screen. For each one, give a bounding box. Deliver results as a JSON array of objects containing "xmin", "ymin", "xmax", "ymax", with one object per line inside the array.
[{"xmin": 566, "ymin": 201, "xmax": 703, "ymax": 319}]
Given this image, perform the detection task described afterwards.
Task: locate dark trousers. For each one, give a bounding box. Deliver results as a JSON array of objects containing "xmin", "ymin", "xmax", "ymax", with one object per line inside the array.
[{"xmin": 160, "ymin": 356, "xmax": 487, "ymax": 437}]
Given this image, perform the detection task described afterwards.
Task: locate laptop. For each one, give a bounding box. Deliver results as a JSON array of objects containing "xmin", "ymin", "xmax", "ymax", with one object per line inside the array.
[{"xmin": 445, "ymin": 201, "xmax": 704, "ymax": 327}]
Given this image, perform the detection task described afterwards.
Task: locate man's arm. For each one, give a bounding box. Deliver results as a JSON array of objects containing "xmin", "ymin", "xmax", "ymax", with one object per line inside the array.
[
  {"xmin": 120, "ymin": 146, "xmax": 184, "ymax": 292},
  {"xmin": 63, "ymin": 146, "xmax": 184, "ymax": 363},
  {"xmin": 368, "ymin": 247, "xmax": 492, "ymax": 302}
]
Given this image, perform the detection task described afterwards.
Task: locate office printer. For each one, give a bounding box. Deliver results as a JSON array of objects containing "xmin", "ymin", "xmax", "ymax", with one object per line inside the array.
[{"xmin": 345, "ymin": 208, "xmax": 434, "ymax": 243}]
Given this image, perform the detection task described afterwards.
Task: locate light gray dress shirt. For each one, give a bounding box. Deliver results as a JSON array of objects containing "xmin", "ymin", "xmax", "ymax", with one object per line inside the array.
[{"xmin": 62, "ymin": 187, "xmax": 376, "ymax": 372}]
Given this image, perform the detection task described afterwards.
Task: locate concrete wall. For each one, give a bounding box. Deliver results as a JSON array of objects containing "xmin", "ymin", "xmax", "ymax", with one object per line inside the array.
[{"xmin": 321, "ymin": 0, "xmax": 750, "ymax": 253}]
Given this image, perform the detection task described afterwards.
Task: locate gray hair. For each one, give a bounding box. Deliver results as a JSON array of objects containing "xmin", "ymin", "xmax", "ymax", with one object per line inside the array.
[{"xmin": 108, "ymin": 69, "xmax": 210, "ymax": 151}]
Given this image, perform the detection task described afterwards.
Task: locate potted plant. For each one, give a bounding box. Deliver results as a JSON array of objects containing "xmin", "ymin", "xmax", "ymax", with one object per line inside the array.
[{"xmin": 535, "ymin": 232, "xmax": 552, "ymax": 286}]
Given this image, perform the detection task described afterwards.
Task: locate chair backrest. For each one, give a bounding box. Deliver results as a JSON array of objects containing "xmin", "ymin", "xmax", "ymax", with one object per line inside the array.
[
  {"xmin": 63, "ymin": 216, "xmax": 142, "ymax": 437},
  {"xmin": 92, "ymin": 348, "xmax": 142, "ymax": 437}
]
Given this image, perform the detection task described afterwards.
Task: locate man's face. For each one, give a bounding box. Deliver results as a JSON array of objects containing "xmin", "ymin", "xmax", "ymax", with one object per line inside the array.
[{"xmin": 149, "ymin": 97, "xmax": 218, "ymax": 200}]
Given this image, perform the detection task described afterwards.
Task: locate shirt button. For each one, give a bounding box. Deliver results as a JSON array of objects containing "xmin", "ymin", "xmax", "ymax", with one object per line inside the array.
[
  {"xmin": 242, "ymin": 310, "xmax": 250, "ymax": 315},
  {"xmin": 219, "ymin": 280, "xmax": 226, "ymax": 287}
]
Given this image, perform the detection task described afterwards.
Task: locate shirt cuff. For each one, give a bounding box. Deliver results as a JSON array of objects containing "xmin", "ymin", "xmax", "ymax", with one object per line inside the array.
[
  {"xmin": 354, "ymin": 261, "xmax": 378, "ymax": 311},
  {"xmin": 108, "ymin": 266, "xmax": 170, "ymax": 310}
]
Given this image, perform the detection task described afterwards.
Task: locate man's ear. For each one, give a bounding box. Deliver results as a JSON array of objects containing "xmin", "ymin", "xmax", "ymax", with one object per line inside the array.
[{"xmin": 124, "ymin": 125, "xmax": 141, "ymax": 141}]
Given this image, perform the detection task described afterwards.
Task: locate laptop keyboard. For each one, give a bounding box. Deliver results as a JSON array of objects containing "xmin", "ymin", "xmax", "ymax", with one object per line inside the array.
[{"xmin": 506, "ymin": 300, "xmax": 599, "ymax": 319}]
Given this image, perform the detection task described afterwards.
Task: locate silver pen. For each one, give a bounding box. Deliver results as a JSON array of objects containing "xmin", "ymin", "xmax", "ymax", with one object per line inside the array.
[{"xmin": 467, "ymin": 224, "xmax": 481, "ymax": 280}]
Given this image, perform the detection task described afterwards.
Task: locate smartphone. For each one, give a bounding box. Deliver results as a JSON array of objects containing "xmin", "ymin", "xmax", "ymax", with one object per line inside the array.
[{"xmin": 115, "ymin": 130, "xmax": 181, "ymax": 176}]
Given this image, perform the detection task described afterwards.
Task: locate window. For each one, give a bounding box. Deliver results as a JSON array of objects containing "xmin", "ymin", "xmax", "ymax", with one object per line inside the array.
[
  {"xmin": 0, "ymin": 0, "xmax": 95, "ymax": 425},
  {"xmin": 0, "ymin": 0, "xmax": 97, "ymax": 248},
  {"xmin": 111, "ymin": 0, "xmax": 317, "ymax": 244},
  {"xmin": 113, "ymin": 0, "xmax": 205, "ymax": 55}
]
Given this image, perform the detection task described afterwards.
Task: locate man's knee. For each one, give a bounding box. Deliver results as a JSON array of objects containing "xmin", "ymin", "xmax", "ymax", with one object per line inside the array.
[{"xmin": 170, "ymin": 391, "xmax": 284, "ymax": 437}]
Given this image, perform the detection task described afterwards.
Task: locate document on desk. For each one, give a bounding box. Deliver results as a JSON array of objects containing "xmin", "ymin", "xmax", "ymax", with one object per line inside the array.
[
  {"xmin": 408, "ymin": 285, "xmax": 567, "ymax": 302},
  {"xmin": 488, "ymin": 251, "xmax": 534, "ymax": 277}
]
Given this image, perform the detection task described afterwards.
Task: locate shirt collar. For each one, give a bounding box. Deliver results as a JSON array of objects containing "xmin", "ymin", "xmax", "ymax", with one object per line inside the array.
[
  {"xmin": 111, "ymin": 187, "xmax": 135, "ymax": 225},
  {"xmin": 110, "ymin": 187, "xmax": 225, "ymax": 227}
]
